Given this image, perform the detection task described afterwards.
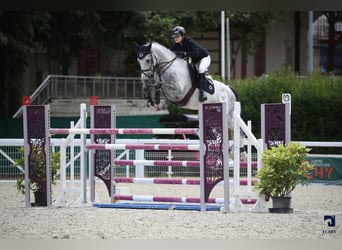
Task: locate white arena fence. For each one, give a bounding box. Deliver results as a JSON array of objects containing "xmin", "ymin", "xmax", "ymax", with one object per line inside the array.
[{"xmin": 0, "ymin": 138, "xmax": 81, "ymax": 181}]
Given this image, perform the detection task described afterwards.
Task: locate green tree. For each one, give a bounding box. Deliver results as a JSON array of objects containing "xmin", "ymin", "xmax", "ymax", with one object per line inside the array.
[
  {"xmin": 94, "ymin": 11, "xmax": 219, "ymax": 75},
  {"xmin": 43, "ymin": 11, "xmax": 100, "ymax": 74},
  {"xmin": 138, "ymin": 11, "xmax": 219, "ymax": 46},
  {"xmin": 227, "ymin": 11, "xmax": 276, "ymax": 78},
  {"xmin": 0, "ymin": 11, "xmax": 49, "ymax": 118},
  {"xmin": 0, "ymin": 11, "xmax": 276, "ymax": 118}
]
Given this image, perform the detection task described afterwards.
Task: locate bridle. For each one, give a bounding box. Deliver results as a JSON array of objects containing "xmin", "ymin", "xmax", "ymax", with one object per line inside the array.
[
  {"xmin": 137, "ymin": 45, "xmax": 177, "ymax": 107},
  {"xmin": 137, "ymin": 44, "xmax": 196, "ymax": 107},
  {"xmin": 139, "ymin": 51, "xmax": 177, "ymax": 82}
]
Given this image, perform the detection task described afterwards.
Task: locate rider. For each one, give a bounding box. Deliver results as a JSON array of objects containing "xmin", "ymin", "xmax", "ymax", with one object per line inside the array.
[{"xmin": 171, "ymin": 25, "xmax": 210, "ymax": 102}]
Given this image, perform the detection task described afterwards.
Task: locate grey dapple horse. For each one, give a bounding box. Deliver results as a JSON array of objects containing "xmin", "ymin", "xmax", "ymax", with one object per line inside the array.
[{"xmin": 135, "ymin": 42, "xmax": 245, "ymax": 158}]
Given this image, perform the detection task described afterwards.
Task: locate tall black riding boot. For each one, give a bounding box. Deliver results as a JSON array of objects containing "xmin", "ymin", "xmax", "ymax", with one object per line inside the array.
[{"xmin": 198, "ymin": 73, "xmax": 207, "ymax": 102}]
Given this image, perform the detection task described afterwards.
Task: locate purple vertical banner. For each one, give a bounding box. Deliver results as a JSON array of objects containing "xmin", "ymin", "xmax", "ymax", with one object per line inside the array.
[
  {"xmin": 262, "ymin": 103, "xmax": 286, "ymax": 149},
  {"xmin": 93, "ymin": 106, "xmax": 114, "ymax": 194},
  {"xmin": 202, "ymin": 103, "xmax": 224, "ymax": 202},
  {"xmin": 26, "ymin": 105, "xmax": 49, "ymax": 206}
]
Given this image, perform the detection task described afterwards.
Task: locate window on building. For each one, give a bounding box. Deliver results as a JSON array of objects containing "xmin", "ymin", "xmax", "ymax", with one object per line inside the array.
[{"xmin": 313, "ymin": 13, "xmax": 342, "ymax": 75}]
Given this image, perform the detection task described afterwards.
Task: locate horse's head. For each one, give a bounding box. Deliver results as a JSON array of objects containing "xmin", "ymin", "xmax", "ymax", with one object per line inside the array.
[
  {"xmin": 134, "ymin": 42, "xmax": 179, "ymax": 108},
  {"xmin": 135, "ymin": 42, "xmax": 155, "ymax": 78},
  {"xmin": 135, "ymin": 42, "xmax": 159, "ymax": 107}
]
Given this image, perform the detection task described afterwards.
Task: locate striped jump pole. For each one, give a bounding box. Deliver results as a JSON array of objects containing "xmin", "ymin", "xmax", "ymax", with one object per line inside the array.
[
  {"xmin": 50, "ymin": 128, "xmax": 199, "ymax": 135},
  {"xmin": 114, "ymin": 177, "xmax": 257, "ymax": 186},
  {"xmin": 114, "ymin": 159, "xmax": 200, "ymax": 167},
  {"xmin": 113, "ymin": 194, "xmax": 257, "ymax": 205},
  {"xmin": 114, "ymin": 159, "xmax": 257, "ymax": 169},
  {"xmin": 86, "ymin": 143, "xmax": 200, "ymax": 151}
]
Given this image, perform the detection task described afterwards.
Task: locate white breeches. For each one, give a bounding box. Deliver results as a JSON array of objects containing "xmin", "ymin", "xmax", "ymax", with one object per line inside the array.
[{"xmin": 198, "ymin": 55, "xmax": 211, "ymax": 74}]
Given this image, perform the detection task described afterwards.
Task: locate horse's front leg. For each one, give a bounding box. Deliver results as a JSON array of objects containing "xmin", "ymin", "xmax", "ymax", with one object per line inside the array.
[{"xmin": 141, "ymin": 74, "xmax": 155, "ymax": 107}]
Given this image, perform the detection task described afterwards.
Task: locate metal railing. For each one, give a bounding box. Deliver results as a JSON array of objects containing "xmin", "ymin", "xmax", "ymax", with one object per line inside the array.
[{"xmin": 13, "ymin": 75, "xmax": 143, "ymax": 118}]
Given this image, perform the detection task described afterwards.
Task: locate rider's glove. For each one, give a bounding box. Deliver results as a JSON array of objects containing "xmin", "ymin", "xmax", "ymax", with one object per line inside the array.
[{"xmin": 176, "ymin": 51, "xmax": 186, "ymax": 58}]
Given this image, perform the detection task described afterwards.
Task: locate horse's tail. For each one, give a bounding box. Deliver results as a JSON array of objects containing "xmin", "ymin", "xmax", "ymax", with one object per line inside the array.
[{"xmin": 228, "ymin": 85, "xmax": 239, "ymax": 102}]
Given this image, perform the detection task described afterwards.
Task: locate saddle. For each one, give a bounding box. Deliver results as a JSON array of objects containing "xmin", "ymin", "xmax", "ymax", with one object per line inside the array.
[
  {"xmin": 145, "ymin": 63, "xmax": 215, "ymax": 107},
  {"xmin": 171, "ymin": 63, "xmax": 215, "ymax": 106},
  {"xmin": 188, "ymin": 63, "xmax": 215, "ymax": 95}
]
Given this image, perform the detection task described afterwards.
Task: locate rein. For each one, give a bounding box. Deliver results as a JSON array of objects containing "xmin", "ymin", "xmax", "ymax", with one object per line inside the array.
[
  {"xmin": 155, "ymin": 56, "xmax": 177, "ymax": 77},
  {"xmin": 141, "ymin": 52, "xmax": 177, "ymax": 80},
  {"xmin": 138, "ymin": 45, "xmax": 195, "ymax": 107}
]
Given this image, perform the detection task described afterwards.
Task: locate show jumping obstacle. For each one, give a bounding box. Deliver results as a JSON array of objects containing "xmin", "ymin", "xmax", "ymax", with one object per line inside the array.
[
  {"xmin": 23, "ymin": 96, "xmax": 267, "ymax": 212},
  {"xmin": 81, "ymin": 101, "xmax": 231, "ymax": 211}
]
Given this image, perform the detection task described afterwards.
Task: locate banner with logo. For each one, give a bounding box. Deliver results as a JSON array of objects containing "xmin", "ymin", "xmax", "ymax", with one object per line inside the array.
[{"xmin": 306, "ymin": 156, "xmax": 342, "ymax": 183}]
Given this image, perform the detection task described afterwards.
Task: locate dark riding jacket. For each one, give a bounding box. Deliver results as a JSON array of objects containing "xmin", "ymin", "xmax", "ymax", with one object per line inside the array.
[{"xmin": 171, "ymin": 37, "xmax": 209, "ymax": 64}]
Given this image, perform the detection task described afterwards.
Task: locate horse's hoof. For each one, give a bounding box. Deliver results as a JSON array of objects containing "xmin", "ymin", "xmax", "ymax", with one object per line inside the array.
[
  {"xmin": 155, "ymin": 103, "xmax": 165, "ymax": 111},
  {"xmin": 147, "ymin": 101, "xmax": 154, "ymax": 107}
]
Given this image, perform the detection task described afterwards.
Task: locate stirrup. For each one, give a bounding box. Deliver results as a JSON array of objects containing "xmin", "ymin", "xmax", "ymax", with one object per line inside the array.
[{"xmin": 199, "ymin": 95, "xmax": 207, "ymax": 102}]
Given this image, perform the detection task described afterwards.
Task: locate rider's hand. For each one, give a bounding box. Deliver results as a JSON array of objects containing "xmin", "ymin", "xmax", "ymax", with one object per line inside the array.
[{"xmin": 176, "ymin": 51, "xmax": 186, "ymax": 58}]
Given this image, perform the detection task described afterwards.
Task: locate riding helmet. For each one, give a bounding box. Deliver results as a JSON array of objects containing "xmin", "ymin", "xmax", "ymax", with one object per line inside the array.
[{"xmin": 172, "ymin": 26, "xmax": 186, "ymax": 38}]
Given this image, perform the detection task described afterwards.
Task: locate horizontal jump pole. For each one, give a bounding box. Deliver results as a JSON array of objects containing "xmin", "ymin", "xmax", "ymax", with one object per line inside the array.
[
  {"xmin": 114, "ymin": 177, "xmax": 257, "ymax": 186},
  {"xmin": 114, "ymin": 195, "xmax": 257, "ymax": 205},
  {"xmin": 49, "ymin": 128, "xmax": 198, "ymax": 135},
  {"xmin": 114, "ymin": 159, "xmax": 200, "ymax": 167},
  {"xmin": 114, "ymin": 159, "xmax": 258, "ymax": 168},
  {"xmin": 93, "ymin": 203, "xmax": 222, "ymax": 211},
  {"xmin": 86, "ymin": 143, "xmax": 200, "ymax": 151}
]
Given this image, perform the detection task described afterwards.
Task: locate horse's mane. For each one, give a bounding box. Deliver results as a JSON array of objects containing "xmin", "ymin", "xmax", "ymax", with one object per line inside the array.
[{"xmin": 151, "ymin": 41, "xmax": 176, "ymax": 59}]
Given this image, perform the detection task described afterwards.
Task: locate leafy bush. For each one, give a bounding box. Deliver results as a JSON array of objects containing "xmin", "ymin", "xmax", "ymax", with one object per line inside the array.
[
  {"xmin": 232, "ymin": 68, "xmax": 342, "ymax": 152},
  {"xmin": 167, "ymin": 67, "xmax": 342, "ymax": 153},
  {"xmin": 254, "ymin": 142, "xmax": 314, "ymax": 198},
  {"xmin": 13, "ymin": 147, "xmax": 60, "ymax": 195}
]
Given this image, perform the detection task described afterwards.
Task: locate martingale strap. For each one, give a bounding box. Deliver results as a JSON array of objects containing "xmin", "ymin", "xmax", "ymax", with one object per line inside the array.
[{"xmin": 171, "ymin": 85, "xmax": 197, "ymax": 106}]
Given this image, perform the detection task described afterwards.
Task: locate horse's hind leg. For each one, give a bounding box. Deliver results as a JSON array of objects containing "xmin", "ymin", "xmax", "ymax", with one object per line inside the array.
[
  {"xmin": 228, "ymin": 128, "xmax": 234, "ymax": 159},
  {"xmin": 239, "ymin": 130, "xmax": 247, "ymax": 161},
  {"xmin": 228, "ymin": 128, "xmax": 247, "ymax": 161}
]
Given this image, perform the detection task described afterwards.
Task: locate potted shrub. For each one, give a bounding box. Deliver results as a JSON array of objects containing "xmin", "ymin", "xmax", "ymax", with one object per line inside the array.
[
  {"xmin": 255, "ymin": 142, "xmax": 314, "ymax": 213},
  {"xmin": 13, "ymin": 146, "xmax": 60, "ymax": 206}
]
